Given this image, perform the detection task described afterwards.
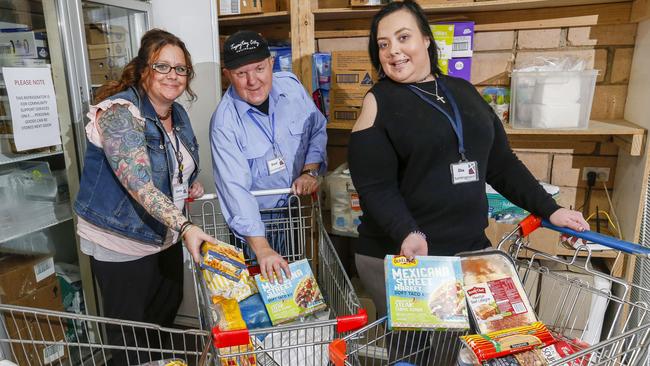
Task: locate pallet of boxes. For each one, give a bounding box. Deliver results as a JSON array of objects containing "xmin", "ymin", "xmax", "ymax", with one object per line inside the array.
[
  {"xmin": 0, "ymin": 255, "xmax": 67, "ymax": 365},
  {"xmin": 329, "ymin": 51, "xmax": 378, "ymax": 128},
  {"xmin": 85, "ymin": 23, "xmax": 128, "ymax": 86}
]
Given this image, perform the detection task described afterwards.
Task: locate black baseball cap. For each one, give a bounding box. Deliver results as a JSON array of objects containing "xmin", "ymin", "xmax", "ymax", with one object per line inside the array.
[{"xmin": 223, "ymin": 30, "xmax": 271, "ymax": 70}]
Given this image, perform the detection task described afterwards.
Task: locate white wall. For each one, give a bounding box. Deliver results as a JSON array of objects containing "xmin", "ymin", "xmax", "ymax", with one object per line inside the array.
[
  {"xmin": 151, "ymin": 0, "xmax": 222, "ymax": 326},
  {"xmin": 152, "ymin": 0, "xmax": 222, "ymax": 194}
]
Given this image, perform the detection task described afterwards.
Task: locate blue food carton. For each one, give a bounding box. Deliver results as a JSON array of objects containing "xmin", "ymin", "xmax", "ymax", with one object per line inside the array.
[{"xmin": 255, "ymin": 259, "xmax": 327, "ymax": 325}]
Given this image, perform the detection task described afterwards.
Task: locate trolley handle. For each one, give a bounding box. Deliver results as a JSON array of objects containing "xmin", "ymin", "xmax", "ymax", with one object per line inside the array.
[
  {"xmin": 185, "ymin": 189, "xmax": 294, "ymax": 204},
  {"xmin": 518, "ymin": 215, "xmax": 650, "ymax": 257},
  {"xmin": 541, "ymin": 219, "xmax": 650, "ymax": 257}
]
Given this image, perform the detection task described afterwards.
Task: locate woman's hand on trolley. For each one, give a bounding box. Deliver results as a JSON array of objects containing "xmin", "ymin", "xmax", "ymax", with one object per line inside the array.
[
  {"xmin": 183, "ymin": 225, "xmax": 216, "ymax": 263},
  {"xmin": 549, "ymin": 208, "xmax": 590, "ymax": 232},
  {"xmin": 188, "ymin": 181, "xmax": 204, "ymax": 199},
  {"xmin": 400, "ymin": 231, "xmax": 428, "ymax": 259}
]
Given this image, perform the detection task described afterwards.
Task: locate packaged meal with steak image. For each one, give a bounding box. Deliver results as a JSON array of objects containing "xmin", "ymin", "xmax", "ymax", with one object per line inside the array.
[
  {"xmin": 460, "ymin": 251, "xmax": 537, "ymax": 333},
  {"xmin": 255, "ymin": 259, "xmax": 326, "ymax": 325},
  {"xmin": 385, "ymin": 255, "xmax": 469, "ymax": 330}
]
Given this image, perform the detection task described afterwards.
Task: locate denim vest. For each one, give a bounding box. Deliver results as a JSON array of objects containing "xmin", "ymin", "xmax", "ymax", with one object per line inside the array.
[{"xmin": 74, "ymin": 87, "xmax": 200, "ymax": 246}]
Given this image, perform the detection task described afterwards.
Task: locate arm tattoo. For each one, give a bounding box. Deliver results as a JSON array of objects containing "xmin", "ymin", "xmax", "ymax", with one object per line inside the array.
[{"xmin": 97, "ymin": 104, "xmax": 186, "ymax": 231}]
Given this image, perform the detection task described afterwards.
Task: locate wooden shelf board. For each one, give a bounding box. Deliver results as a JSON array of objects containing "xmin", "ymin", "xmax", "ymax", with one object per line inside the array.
[
  {"xmin": 328, "ymin": 119, "xmax": 646, "ymax": 155},
  {"xmin": 314, "ymin": 0, "xmax": 631, "ymax": 20},
  {"xmin": 504, "ymin": 119, "xmax": 644, "ymax": 136},
  {"xmin": 218, "ymin": 11, "xmax": 289, "ymax": 26}
]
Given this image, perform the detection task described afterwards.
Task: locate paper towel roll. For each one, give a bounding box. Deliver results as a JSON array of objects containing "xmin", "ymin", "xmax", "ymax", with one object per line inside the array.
[
  {"xmin": 532, "ymin": 75, "xmax": 581, "ymax": 104},
  {"xmin": 530, "ymin": 103, "xmax": 582, "ymax": 129}
]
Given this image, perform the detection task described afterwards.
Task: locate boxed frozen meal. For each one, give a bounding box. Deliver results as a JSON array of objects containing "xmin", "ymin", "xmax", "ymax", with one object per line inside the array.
[
  {"xmin": 201, "ymin": 241, "xmax": 257, "ymax": 302},
  {"xmin": 385, "ymin": 255, "xmax": 468, "ymax": 330},
  {"xmin": 255, "ymin": 259, "xmax": 326, "ymax": 325},
  {"xmin": 460, "ymin": 251, "xmax": 537, "ymax": 333}
]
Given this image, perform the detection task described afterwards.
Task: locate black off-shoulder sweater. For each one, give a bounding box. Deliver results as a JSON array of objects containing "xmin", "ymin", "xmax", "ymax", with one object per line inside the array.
[{"xmin": 348, "ymin": 75, "xmax": 560, "ymax": 259}]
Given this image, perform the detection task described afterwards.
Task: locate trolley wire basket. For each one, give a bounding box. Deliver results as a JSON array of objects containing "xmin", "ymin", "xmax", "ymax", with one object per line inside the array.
[
  {"xmin": 0, "ymin": 302, "xmax": 211, "ymax": 365},
  {"xmin": 329, "ymin": 215, "xmax": 650, "ymax": 366},
  {"xmin": 186, "ymin": 189, "xmax": 367, "ymax": 366}
]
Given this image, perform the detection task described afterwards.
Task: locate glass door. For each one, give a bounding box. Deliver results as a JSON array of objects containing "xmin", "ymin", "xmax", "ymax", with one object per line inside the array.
[
  {"xmin": 58, "ymin": 0, "xmax": 150, "ymax": 159},
  {"xmin": 0, "ymin": 0, "xmax": 83, "ymax": 363}
]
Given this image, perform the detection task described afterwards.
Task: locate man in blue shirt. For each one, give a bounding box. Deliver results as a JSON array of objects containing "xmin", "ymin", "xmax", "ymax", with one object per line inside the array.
[{"xmin": 210, "ymin": 30, "xmax": 327, "ymax": 283}]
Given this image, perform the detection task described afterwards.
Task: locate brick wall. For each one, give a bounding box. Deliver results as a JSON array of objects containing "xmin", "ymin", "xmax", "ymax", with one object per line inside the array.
[{"xmin": 318, "ymin": 8, "xmax": 637, "ymax": 228}]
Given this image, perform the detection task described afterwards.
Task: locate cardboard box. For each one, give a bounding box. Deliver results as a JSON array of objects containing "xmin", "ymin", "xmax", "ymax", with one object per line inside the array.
[
  {"xmin": 329, "ymin": 88, "xmax": 367, "ymax": 107},
  {"xmin": 262, "ymin": 0, "xmax": 277, "ymax": 12},
  {"xmin": 217, "ymin": 0, "xmax": 262, "ymax": 16},
  {"xmin": 4, "ymin": 276, "xmax": 64, "ymax": 337},
  {"xmin": 0, "ymin": 31, "xmax": 49, "ymax": 59},
  {"xmin": 329, "ymin": 106, "xmax": 361, "ymax": 125},
  {"xmin": 331, "ymin": 70, "xmax": 377, "ymax": 90},
  {"xmin": 0, "ymin": 255, "xmax": 55, "ymax": 303},
  {"xmin": 331, "ymin": 51, "xmax": 373, "ymax": 72},
  {"xmin": 85, "ymin": 23, "xmax": 127, "ymax": 45},
  {"xmin": 88, "ymin": 57, "xmax": 127, "ymax": 74},
  {"xmin": 87, "ymin": 42, "xmax": 127, "ymax": 59},
  {"xmin": 485, "ymin": 218, "xmax": 560, "ymax": 254},
  {"xmin": 8, "ymin": 317, "xmax": 66, "ymax": 366},
  {"xmin": 350, "ymin": 0, "xmax": 389, "ymax": 6}
]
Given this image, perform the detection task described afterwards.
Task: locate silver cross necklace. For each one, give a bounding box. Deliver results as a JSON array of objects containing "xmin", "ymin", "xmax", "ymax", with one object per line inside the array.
[{"xmin": 409, "ymin": 77, "xmax": 446, "ymax": 104}]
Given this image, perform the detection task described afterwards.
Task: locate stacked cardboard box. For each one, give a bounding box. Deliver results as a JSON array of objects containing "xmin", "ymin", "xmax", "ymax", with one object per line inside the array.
[
  {"xmin": 0, "ymin": 255, "xmax": 67, "ymax": 365},
  {"xmin": 217, "ymin": 0, "xmax": 262, "ymax": 16},
  {"xmin": 85, "ymin": 23, "xmax": 128, "ymax": 85},
  {"xmin": 329, "ymin": 51, "xmax": 378, "ymax": 127}
]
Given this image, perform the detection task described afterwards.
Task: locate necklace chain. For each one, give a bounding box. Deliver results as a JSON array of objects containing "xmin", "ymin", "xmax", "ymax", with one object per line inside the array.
[
  {"xmin": 410, "ymin": 79, "xmax": 446, "ymax": 104},
  {"xmin": 156, "ymin": 107, "xmax": 172, "ymax": 121}
]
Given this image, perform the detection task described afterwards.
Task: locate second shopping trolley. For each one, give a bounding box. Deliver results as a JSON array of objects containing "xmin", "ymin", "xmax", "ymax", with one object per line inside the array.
[{"xmin": 329, "ymin": 215, "xmax": 650, "ymax": 366}]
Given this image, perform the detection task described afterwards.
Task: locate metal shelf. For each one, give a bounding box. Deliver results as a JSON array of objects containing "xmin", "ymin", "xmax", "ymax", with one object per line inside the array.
[
  {"xmin": 0, "ymin": 201, "xmax": 73, "ymax": 243},
  {"xmin": 0, "ymin": 148, "xmax": 64, "ymax": 165}
]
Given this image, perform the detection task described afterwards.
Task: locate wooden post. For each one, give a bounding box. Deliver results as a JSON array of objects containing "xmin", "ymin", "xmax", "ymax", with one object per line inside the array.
[{"xmin": 290, "ymin": 0, "xmax": 316, "ymax": 93}]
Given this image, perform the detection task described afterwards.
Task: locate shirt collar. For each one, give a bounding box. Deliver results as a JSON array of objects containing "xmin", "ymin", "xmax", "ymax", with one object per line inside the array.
[{"xmin": 229, "ymin": 76, "xmax": 286, "ymax": 118}]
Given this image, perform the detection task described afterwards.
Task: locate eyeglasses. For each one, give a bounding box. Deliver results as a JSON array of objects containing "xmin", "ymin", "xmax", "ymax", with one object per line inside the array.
[{"xmin": 151, "ymin": 63, "xmax": 193, "ymax": 76}]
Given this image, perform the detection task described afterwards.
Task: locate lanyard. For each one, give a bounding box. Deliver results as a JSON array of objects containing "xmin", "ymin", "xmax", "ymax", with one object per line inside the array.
[
  {"xmin": 167, "ymin": 130, "xmax": 184, "ymax": 184},
  {"xmin": 247, "ymin": 110, "xmax": 277, "ymax": 154},
  {"xmin": 407, "ymin": 79, "xmax": 467, "ymax": 161}
]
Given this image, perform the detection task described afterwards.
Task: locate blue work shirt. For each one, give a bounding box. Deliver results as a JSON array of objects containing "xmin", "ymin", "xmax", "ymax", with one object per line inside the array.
[{"xmin": 210, "ymin": 72, "xmax": 328, "ymax": 238}]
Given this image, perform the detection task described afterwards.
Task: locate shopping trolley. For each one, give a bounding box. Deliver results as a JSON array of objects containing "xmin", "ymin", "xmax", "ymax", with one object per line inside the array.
[
  {"xmin": 329, "ymin": 215, "xmax": 650, "ymax": 366},
  {"xmin": 0, "ymin": 302, "xmax": 211, "ymax": 365},
  {"xmin": 185, "ymin": 189, "xmax": 367, "ymax": 366}
]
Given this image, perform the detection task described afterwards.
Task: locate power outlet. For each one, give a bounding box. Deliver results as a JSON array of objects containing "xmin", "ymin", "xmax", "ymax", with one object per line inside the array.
[{"xmin": 582, "ymin": 167, "xmax": 610, "ymax": 182}]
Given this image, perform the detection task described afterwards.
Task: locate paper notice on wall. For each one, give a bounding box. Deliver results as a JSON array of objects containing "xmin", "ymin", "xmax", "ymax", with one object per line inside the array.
[{"xmin": 2, "ymin": 67, "xmax": 61, "ymax": 151}]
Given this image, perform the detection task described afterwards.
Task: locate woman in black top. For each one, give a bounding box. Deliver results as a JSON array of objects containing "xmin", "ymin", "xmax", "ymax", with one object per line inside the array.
[{"xmin": 348, "ymin": 0, "xmax": 589, "ymax": 319}]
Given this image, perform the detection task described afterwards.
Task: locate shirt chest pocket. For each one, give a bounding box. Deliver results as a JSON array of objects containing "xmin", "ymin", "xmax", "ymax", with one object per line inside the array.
[
  {"xmin": 285, "ymin": 113, "xmax": 310, "ymax": 155},
  {"xmin": 243, "ymin": 142, "xmax": 274, "ymax": 178}
]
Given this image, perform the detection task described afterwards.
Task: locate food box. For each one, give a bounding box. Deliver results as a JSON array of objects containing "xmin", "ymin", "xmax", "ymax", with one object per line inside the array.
[
  {"xmin": 201, "ymin": 241, "xmax": 256, "ymax": 302},
  {"xmin": 460, "ymin": 251, "xmax": 537, "ymax": 333},
  {"xmin": 255, "ymin": 259, "xmax": 326, "ymax": 325},
  {"xmin": 385, "ymin": 255, "xmax": 469, "ymax": 330}
]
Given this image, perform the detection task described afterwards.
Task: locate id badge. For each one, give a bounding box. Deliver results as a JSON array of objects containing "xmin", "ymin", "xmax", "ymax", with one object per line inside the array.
[
  {"xmin": 267, "ymin": 156, "xmax": 286, "ymax": 175},
  {"xmin": 173, "ymin": 184, "xmax": 189, "ymax": 201},
  {"xmin": 450, "ymin": 160, "xmax": 479, "ymax": 184}
]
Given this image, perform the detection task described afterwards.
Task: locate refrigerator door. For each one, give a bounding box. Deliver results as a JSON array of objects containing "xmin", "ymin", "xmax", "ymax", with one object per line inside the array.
[
  {"xmin": 0, "ymin": 0, "xmax": 84, "ymax": 363},
  {"xmin": 58, "ymin": 0, "xmax": 151, "ymax": 161}
]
